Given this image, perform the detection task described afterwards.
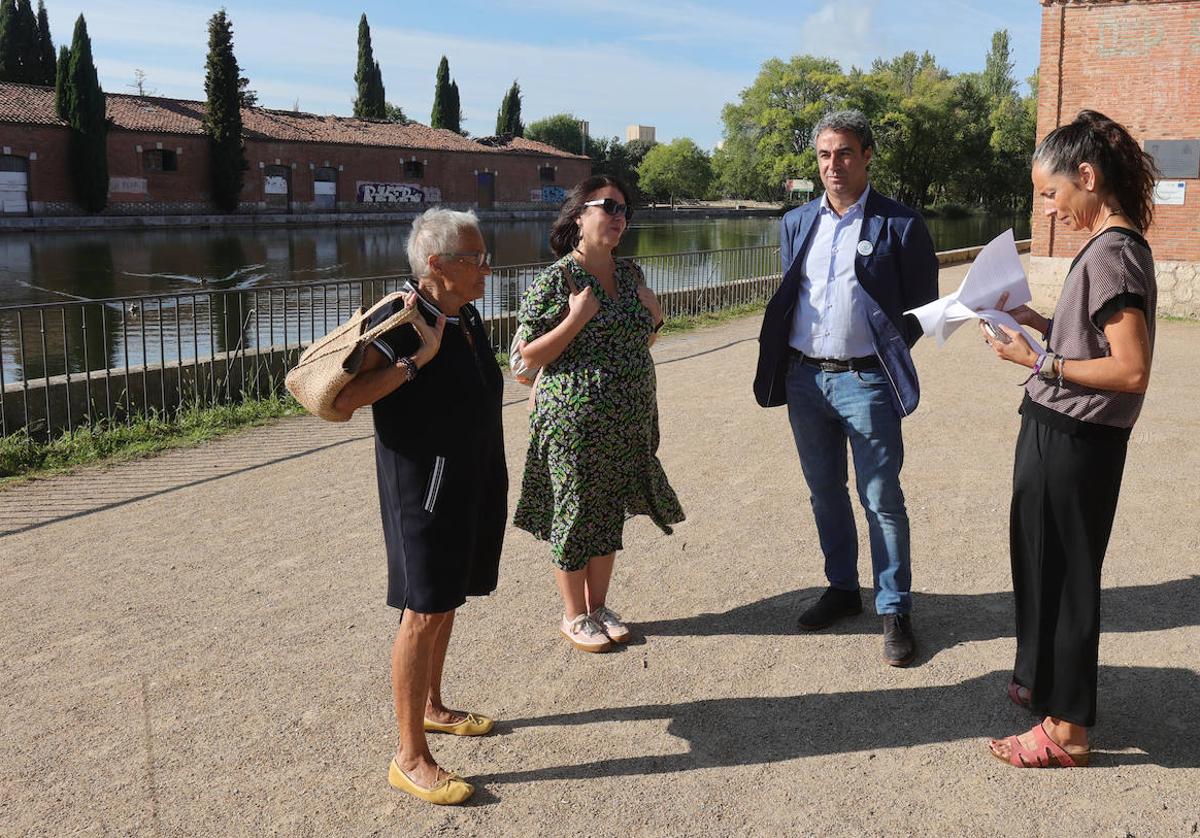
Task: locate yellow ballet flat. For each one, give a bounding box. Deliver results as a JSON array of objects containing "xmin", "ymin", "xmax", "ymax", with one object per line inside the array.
[
  {"xmin": 387, "ymin": 759, "xmax": 474, "ymax": 805},
  {"xmin": 423, "ymin": 712, "xmax": 495, "ymax": 736}
]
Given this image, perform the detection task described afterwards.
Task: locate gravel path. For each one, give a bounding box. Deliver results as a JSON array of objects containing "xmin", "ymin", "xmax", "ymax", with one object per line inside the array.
[{"xmin": 3, "ymin": 259, "xmax": 1198, "ymax": 837}]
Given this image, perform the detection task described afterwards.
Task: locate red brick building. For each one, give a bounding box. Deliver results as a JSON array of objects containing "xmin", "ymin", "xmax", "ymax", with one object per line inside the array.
[
  {"xmin": 1033, "ymin": 0, "xmax": 1200, "ymax": 317},
  {"xmin": 0, "ymin": 82, "xmax": 590, "ymax": 216}
]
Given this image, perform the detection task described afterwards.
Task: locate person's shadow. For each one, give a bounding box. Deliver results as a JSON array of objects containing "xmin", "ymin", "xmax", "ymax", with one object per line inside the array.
[
  {"xmin": 474, "ymin": 665, "xmax": 1200, "ymax": 786},
  {"xmin": 634, "ymin": 576, "xmax": 1200, "ymax": 661}
]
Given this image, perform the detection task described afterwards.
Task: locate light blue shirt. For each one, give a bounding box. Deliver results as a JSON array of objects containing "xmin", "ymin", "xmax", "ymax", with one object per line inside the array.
[{"xmin": 788, "ymin": 185, "xmax": 876, "ymax": 360}]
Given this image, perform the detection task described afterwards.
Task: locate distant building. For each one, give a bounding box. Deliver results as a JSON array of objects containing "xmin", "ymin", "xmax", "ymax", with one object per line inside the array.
[
  {"xmin": 1032, "ymin": 0, "xmax": 1200, "ymax": 318},
  {"xmin": 625, "ymin": 125, "xmax": 656, "ymax": 144},
  {"xmin": 0, "ymin": 82, "xmax": 590, "ymax": 216}
]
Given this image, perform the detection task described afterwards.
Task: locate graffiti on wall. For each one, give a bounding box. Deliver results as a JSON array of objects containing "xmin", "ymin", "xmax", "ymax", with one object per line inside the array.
[
  {"xmin": 356, "ymin": 182, "xmax": 442, "ymax": 203},
  {"xmin": 530, "ymin": 186, "xmax": 566, "ymax": 203}
]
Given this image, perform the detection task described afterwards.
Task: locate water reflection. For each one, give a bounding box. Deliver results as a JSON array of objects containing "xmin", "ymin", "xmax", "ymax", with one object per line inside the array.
[{"xmin": 1, "ymin": 214, "xmax": 1030, "ymax": 386}]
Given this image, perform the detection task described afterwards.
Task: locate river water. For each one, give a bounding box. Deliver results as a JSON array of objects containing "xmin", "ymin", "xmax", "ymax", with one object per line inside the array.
[{"xmin": 0, "ymin": 214, "xmax": 1030, "ymax": 308}]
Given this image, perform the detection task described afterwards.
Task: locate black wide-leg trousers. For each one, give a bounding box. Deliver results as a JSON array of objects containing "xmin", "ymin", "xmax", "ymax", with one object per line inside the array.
[{"xmin": 1009, "ymin": 412, "xmax": 1128, "ymax": 727}]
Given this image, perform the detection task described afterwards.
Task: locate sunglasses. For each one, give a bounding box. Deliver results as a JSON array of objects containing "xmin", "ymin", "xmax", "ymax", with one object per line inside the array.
[
  {"xmin": 582, "ymin": 198, "xmax": 634, "ymax": 221},
  {"xmin": 438, "ymin": 251, "xmax": 492, "ymax": 268}
]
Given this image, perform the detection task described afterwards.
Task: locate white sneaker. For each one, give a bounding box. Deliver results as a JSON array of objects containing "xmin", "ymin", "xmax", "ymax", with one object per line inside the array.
[
  {"xmin": 560, "ymin": 613, "xmax": 613, "ymax": 653},
  {"xmin": 589, "ymin": 605, "xmax": 631, "ymax": 644}
]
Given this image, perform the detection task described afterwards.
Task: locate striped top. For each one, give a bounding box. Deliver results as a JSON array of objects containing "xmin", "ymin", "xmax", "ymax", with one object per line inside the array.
[{"xmin": 1025, "ymin": 228, "xmax": 1156, "ymax": 430}]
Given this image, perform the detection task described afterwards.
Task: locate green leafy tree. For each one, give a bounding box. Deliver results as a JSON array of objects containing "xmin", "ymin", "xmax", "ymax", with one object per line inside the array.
[
  {"xmin": 495, "ymin": 79, "xmax": 523, "ymax": 136},
  {"xmin": 64, "ymin": 15, "xmax": 107, "ymax": 212},
  {"xmin": 526, "ymin": 113, "xmax": 588, "ymax": 154},
  {"xmin": 588, "ymin": 136, "xmax": 657, "ymax": 200},
  {"xmin": 353, "ymin": 14, "xmax": 386, "ymax": 119},
  {"xmin": 53, "ymin": 42, "xmax": 66, "ymax": 118},
  {"xmin": 202, "ymin": 9, "xmax": 248, "ymax": 213},
  {"xmin": 982, "ymin": 29, "xmax": 1016, "ymax": 105},
  {"xmin": 384, "ymin": 101, "xmax": 407, "ymax": 123},
  {"xmin": 34, "ymin": 0, "xmax": 53, "ymax": 84},
  {"xmin": 0, "ymin": 0, "xmax": 35, "ymax": 83},
  {"xmin": 637, "ymin": 138, "xmax": 713, "ymax": 205},
  {"xmin": 430, "ymin": 55, "xmax": 452, "ymax": 129}
]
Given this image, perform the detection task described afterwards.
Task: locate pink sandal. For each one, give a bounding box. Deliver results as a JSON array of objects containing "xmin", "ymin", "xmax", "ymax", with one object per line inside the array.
[
  {"xmin": 991, "ymin": 722, "xmax": 1091, "ymax": 768},
  {"xmin": 1007, "ymin": 679, "xmax": 1032, "ymax": 710}
]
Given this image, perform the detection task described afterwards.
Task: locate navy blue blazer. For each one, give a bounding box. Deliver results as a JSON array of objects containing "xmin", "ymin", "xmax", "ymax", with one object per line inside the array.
[{"xmin": 753, "ymin": 188, "xmax": 939, "ymax": 415}]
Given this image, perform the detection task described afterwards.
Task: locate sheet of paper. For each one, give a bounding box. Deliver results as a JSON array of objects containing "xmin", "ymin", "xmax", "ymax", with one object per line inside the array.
[{"xmin": 905, "ymin": 229, "xmax": 1045, "ymax": 355}]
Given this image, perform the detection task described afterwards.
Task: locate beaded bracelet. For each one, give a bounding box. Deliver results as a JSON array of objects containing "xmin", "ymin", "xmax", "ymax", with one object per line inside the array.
[{"xmin": 397, "ymin": 356, "xmax": 418, "ymax": 382}]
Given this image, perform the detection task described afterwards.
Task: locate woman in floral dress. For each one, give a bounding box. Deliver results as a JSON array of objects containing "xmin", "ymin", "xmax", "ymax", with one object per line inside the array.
[{"xmin": 514, "ymin": 176, "xmax": 684, "ymax": 652}]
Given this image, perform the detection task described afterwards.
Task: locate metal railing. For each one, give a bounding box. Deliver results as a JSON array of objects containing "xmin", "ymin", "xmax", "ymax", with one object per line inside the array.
[{"xmin": 1, "ymin": 244, "xmax": 780, "ymax": 438}]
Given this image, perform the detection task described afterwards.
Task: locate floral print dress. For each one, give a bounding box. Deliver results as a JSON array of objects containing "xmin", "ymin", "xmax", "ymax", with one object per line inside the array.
[{"xmin": 513, "ymin": 255, "xmax": 685, "ymax": 570}]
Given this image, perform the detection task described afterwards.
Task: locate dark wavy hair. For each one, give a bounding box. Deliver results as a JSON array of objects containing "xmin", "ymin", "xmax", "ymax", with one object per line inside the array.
[
  {"xmin": 1032, "ymin": 110, "xmax": 1160, "ymax": 232},
  {"xmin": 548, "ymin": 175, "xmax": 633, "ymax": 257}
]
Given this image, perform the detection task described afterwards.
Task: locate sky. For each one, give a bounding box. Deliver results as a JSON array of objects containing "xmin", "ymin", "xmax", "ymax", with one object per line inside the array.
[{"xmin": 47, "ymin": 0, "xmax": 1043, "ymax": 150}]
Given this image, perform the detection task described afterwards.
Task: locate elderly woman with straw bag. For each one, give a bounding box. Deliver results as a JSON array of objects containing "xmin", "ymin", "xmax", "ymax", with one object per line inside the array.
[
  {"xmin": 513, "ymin": 175, "xmax": 685, "ymax": 653},
  {"xmin": 981, "ymin": 111, "xmax": 1158, "ymax": 769},
  {"xmin": 333, "ymin": 208, "xmax": 506, "ymax": 805}
]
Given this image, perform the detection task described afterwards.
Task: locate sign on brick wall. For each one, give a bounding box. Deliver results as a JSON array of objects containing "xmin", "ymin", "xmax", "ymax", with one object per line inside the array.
[
  {"xmin": 529, "ymin": 186, "xmax": 566, "ymax": 203},
  {"xmin": 356, "ymin": 182, "xmax": 442, "ymax": 203},
  {"xmin": 109, "ymin": 177, "xmax": 148, "ymax": 194},
  {"xmin": 1144, "ymin": 140, "xmax": 1200, "ymax": 179}
]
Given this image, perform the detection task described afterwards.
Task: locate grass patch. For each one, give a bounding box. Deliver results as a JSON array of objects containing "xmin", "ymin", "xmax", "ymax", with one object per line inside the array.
[
  {"xmin": 659, "ymin": 301, "xmax": 767, "ymax": 335},
  {"xmin": 0, "ymin": 391, "xmax": 306, "ymax": 485}
]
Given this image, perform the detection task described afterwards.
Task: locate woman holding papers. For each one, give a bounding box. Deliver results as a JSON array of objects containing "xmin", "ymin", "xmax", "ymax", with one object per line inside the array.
[{"xmin": 981, "ymin": 111, "xmax": 1158, "ymax": 769}]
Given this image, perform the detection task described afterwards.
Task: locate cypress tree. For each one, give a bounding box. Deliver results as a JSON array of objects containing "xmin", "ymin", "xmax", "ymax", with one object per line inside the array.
[
  {"xmin": 495, "ymin": 80, "xmax": 523, "ymax": 137},
  {"xmin": 203, "ymin": 10, "xmax": 247, "ymax": 213},
  {"xmin": 65, "ymin": 15, "xmax": 107, "ymax": 212},
  {"xmin": 0, "ymin": 0, "xmax": 16, "ymax": 82},
  {"xmin": 13, "ymin": 0, "xmax": 36, "ymax": 82},
  {"xmin": 53, "ymin": 42, "xmax": 67, "ymax": 118},
  {"xmin": 430, "ymin": 55, "xmax": 451, "ymax": 130},
  {"xmin": 34, "ymin": 0, "xmax": 53, "ymax": 85},
  {"xmin": 353, "ymin": 14, "xmax": 386, "ymax": 119},
  {"xmin": 447, "ymin": 79, "xmax": 461, "ymax": 134},
  {"xmin": 372, "ymin": 59, "xmax": 385, "ymax": 116}
]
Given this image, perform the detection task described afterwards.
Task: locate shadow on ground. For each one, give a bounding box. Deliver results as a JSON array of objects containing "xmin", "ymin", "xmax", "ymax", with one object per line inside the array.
[
  {"xmin": 636, "ymin": 577, "xmax": 1200, "ymax": 658},
  {"xmin": 477, "ymin": 665, "xmax": 1200, "ymax": 786}
]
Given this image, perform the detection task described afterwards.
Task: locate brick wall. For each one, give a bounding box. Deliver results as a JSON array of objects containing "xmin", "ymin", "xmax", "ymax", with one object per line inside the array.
[
  {"xmin": 0, "ymin": 123, "xmax": 591, "ymax": 215},
  {"xmin": 1032, "ymin": 0, "xmax": 1200, "ymax": 317}
]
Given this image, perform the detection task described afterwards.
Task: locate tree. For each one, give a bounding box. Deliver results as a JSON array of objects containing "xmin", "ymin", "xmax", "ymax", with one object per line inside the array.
[
  {"xmin": 203, "ymin": 9, "xmax": 248, "ymax": 213},
  {"xmin": 495, "ymin": 80, "xmax": 523, "ymax": 137},
  {"xmin": 526, "ymin": 113, "xmax": 588, "ymax": 155},
  {"xmin": 53, "ymin": 42, "xmax": 67, "ymax": 119},
  {"xmin": 13, "ymin": 0, "xmax": 36, "ymax": 82},
  {"xmin": 384, "ymin": 101, "xmax": 407, "ymax": 124},
  {"xmin": 64, "ymin": 15, "xmax": 107, "ymax": 212},
  {"xmin": 430, "ymin": 56, "xmax": 452, "ymax": 129},
  {"xmin": 34, "ymin": 0, "xmax": 53, "ymax": 84},
  {"xmin": 637, "ymin": 138, "xmax": 713, "ymax": 205},
  {"xmin": 353, "ymin": 14, "xmax": 385, "ymax": 119},
  {"xmin": 237, "ymin": 74, "xmax": 257, "ymax": 107},
  {"xmin": 127, "ymin": 68, "xmax": 155, "ymax": 97},
  {"xmin": 982, "ymin": 30, "xmax": 1016, "ymax": 105},
  {"xmin": 447, "ymin": 79, "xmax": 462, "ymax": 134},
  {"xmin": 588, "ymin": 136, "xmax": 656, "ymax": 200},
  {"xmin": 0, "ymin": 0, "xmax": 38, "ymax": 83}
]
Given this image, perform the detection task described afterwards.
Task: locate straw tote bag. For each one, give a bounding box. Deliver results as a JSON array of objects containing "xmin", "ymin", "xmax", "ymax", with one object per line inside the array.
[{"xmin": 285, "ymin": 291, "xmax": 418, "ymax": 422}]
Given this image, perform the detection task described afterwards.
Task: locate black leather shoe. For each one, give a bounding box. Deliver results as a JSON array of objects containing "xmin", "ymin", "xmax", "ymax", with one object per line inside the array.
[
  {"xmin": 797, "ymin": 587, "xmax": 862, "ymax": 630},
  {"xmin": 882, "ymin": 614, "xmax": 916, "ymax": 667}
]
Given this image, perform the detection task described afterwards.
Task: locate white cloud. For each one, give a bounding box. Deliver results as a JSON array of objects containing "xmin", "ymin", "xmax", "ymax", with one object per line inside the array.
[{"xmin": 797, "ymin": 1, "xmax": 880, "ymax": 71}]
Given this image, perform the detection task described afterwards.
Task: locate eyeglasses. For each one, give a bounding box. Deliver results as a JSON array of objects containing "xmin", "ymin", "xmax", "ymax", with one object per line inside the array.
[
  {"xmin": 582, "ymin": 198, "xmax": 633, "ymax": 221},
  {"xmin": 438, "ymin": 251, "xmax": 492, "ymax": 268}
]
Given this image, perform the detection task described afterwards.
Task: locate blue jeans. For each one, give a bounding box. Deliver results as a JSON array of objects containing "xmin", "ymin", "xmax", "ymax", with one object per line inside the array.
[{"xmin": 784, "ymin": 355, "xmax": 912, "ymax": 615}]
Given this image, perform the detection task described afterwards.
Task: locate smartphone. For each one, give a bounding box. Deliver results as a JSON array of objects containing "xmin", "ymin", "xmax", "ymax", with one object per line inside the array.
[{"xmin": 982, "ymin": 320, "xmax": 1012, "ymax": 344}]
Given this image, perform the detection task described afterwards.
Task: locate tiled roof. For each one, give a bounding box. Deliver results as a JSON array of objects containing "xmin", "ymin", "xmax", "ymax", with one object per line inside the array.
[{"xmin": 0, "ymin": 82, "xmax": 587, "ymax": 159}]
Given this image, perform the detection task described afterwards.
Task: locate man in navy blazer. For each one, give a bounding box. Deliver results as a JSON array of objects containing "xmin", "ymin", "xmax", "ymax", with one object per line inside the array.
[{"xmin": 753, "ymin": 110, "xmax": 938, "ymax": 666}]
